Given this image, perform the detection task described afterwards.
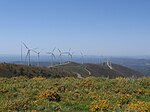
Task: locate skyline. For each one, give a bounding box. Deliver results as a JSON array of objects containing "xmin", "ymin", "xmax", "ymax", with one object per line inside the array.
[{"xmin": 0, "ymin": 0, "xmax": 150, "ymax": 56}]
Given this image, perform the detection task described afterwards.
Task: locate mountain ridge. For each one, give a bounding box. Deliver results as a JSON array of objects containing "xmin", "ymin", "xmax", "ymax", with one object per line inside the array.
[{"xmin": 0, "ymin": 62, "xmax": 144, "ymax": 78}]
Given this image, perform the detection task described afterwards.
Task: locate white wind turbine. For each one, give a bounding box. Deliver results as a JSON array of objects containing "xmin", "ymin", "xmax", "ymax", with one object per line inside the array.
[
  {"xmin": 58, "ymin": 49, "xmax": 71, "ymax": 64},
  {"xmin": 70, "ymin": 52, "xmax": 74, "ymax": 62},
  {"xmin": 47, "ymin": 48, "xmax": 56, "ymax": 67},
  {"xmin": 32, "ymin": 49, "xmax": 43, "ymax": 67},
  {"xmin": 21, "ymin": 41, "xmax": 23, "ymax": 64},
  {"xmin": 22, "ymin": 42, "xmax": 37, "ymax": 66},
  {"xmin": 58, "ymin": 49, "xmax": 62, "ymax": 65},
  {"xmin": 81, "ymin": 52, "xmax": 84, "ymax": 64},
  {"xmin": 67, "ymin": 48, "xmax": 73, "ymax": 62}
]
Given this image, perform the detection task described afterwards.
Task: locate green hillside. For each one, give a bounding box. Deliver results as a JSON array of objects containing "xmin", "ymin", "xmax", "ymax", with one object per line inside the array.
[
  {"xmin": 0, "ymin": 62, "xmax": 144, "ymax": 78},
  {"xmin": 58, "ymin": 62, "xmax": 143, "ymax": 78},
  {"xmin": 0, "ymin": 63, "xmax": 76, "ymax": 78}
]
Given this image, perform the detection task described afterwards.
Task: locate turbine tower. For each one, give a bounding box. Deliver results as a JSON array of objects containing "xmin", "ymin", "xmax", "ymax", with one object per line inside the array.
[
  {"xmin": 71, "ymin": 52, "xmax": 74, "ymax": 62},
  {"xmin": 68, "ymin": 52, "xmax": 72, "ymax": 62},
  {"xmin": 58, "ymin": 49, "xmax": 62, "ymax": 65},
  {"xmin": 21, "ymin": 41, "xmax": 23, "ymax": 64},
  {"xmin": 47, "ymin": 48, "xmax": 56, "ymax": 67},
  {"xmin": 33, "ymin": 49, "xmax": 42, "ymax": 67},
  {"xmin": 22, "ymin": 42, "xmax": 36, "ymax": 66},
  {"xmin": 67, "ymin": 48, "xmax": 73, "ymax": 62},
  {"xmin": 81, "ymin": 52, "xmax": 84, "ymax": 64}
]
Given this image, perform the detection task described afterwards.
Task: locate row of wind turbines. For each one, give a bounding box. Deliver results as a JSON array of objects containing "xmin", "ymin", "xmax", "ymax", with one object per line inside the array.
[
  {"xmin": 21, "ymin": 42, "xmax": 86, "ymax": 67},
  {"xmin": 21, "ymin": 42, "xmax": 112, "ymax": 68}
]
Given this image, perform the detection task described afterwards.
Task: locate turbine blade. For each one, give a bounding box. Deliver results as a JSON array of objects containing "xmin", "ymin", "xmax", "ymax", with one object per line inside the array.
[
  {"xmin": 58, "ymin": 49, "xmax": 61, "ymax": 53},
  {"xmin": 59, "ymin": 54, "xmax": 61, "ymax": 57},
  {"xmin": 22, "ymin": 42, "xmax": 29, "ymax": 49},
  {"xmin": 69, "ymin": 53, "xmax": 72, "ymax": 58},
  {"xmin": 53, "ymin": 47, "xmax": 56, "ymax": 52},
  {"xmin": 26, "ymin": 51, "xmax": 30, "ymax": 59},
  {"xmin": 32, "ymin": 49, "xmax": 37, "ymax": 54},
  {"xmin": 52, "ymin": 53, "xmax": 56, "ymax": 58}
]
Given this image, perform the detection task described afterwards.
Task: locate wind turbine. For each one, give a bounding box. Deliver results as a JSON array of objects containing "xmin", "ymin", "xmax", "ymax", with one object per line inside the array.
[
  {"xmin": 81, "ymin": 52, "xmax": 84, "ymax": 64},
  {"xmin": 32, "ymin": 49, "xmax": 43, "ymax": 67},
  {"xmin": 58, "ymin": 49, "xmax": 71, "ymax": 64},
  {"xmin": 58, "ymin": 49, "xmax": 62, "ymax": 65},
  {"xmin": 21, "ymin": 41, "xmax": 23, "ymax": 64},
  {"xmin": 70, "ymin": 52, "xmax": 74, "ymax": 62},
  {"xmin": 47, "ymin": 48, "xmax": 56, "ymax": 67},
  {"xmin": 67, "ymin": 48, "xmax": 73, "ymax": 62},
  {"xmin": 22, "ymin": 42, "xmax": 36, "ymax": 66}
]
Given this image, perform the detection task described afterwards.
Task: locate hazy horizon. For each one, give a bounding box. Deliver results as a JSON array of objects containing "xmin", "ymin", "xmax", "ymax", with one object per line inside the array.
[{"xmin": 0, "ymin": 0, "xmax": 150, "ymax": 56}]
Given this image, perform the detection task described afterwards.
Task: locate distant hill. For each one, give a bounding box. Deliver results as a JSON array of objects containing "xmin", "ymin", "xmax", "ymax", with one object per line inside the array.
[
  {"xmin": 0, "ymin": 63, "xmax": 76, "ymax": 78},
  {"xmin": 110, "ymin": 58, "xmax": 150, "ymax": 76},
  {"xmin": 0, "ymin": 62, "xmax": 144, "ymax": 78},
  {"xmin": 58, "ymin": 62, "xmax": 143, "ymax": 78},
  {"xmin": 85, "ymin": 63, "xmax": 143, "ymax": 78}
]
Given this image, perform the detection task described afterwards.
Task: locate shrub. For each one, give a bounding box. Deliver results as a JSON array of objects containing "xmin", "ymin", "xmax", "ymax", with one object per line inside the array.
[
  {"xmin": 89, "ymin": 100, "xmax": 112, "ymax": 112},
  {"xmin": 37, "ymin": 90, "xmax": 61, "ymax": 102}
]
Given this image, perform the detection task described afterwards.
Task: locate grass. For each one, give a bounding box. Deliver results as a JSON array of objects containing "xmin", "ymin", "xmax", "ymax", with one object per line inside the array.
[
  {"xmin": 61, "ymin": 66, "xmax": 89, "ymax": 77},
  {"xmin": 0, "ymin": 76, "xmax": 150, "ymax": 112}
]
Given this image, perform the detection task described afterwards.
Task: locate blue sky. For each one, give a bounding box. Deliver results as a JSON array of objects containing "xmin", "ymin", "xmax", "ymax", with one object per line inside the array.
[{"xmin": 0, "ymin": 0, "xmax": 150, "ymax": 56}]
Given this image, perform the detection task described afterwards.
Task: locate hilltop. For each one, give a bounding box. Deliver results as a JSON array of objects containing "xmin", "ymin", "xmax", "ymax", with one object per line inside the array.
[
  {"xmin": 0, "ymin": 62, "xmax": 143, "ymax": 78},
  {"xmin": 56, "ymin": 62, "xmax": 143, "ymax": 78}
]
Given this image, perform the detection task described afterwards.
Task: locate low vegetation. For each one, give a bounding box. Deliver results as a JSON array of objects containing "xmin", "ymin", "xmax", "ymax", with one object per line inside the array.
[
  {"xmin": 0, "ymin": 76, "xmax": 149, "ymax": 112},
  {"xmin": 0, "ymin": 63, "xmax": 76, "ymax": 78},
  {"xmin": 0, "ymin": 62, "xmax": 144, "ymax": 79},
  {"xmin": 60, "ymin": 66, "xmax": 89, "ymax": 77}
]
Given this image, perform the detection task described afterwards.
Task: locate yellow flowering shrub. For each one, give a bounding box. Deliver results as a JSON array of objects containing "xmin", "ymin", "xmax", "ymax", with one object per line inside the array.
[
  {"xmin": 117, "ymin": 93, "xmax": 132, "ymax": 107},
  {"xmin": 37, "ymin": 90, "xmax": 60, "ymax": 102},
  {"xmin": 89, "ymin": 100, "xmax": 112, "ymax": 112},
  {"xmin": 128, "ymin": 101, "xmax": 150, "ymax": 112}
]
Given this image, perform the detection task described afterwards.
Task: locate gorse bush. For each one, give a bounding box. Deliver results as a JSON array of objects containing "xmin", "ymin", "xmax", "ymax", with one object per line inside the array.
[
  {"xmin": 38, "ymin": 90, "xmax": 61, "ymax": 102},
  {"xmin": 0, "ymin": 76, "xmax": 149, "ymax": 112},
  {"xmin": 128, "ymin": 101, "xmax": 150, "ymax": 112},
  {"xmin": 89, "ymin": 100, "xmax": 112, "ymax": 112}
]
